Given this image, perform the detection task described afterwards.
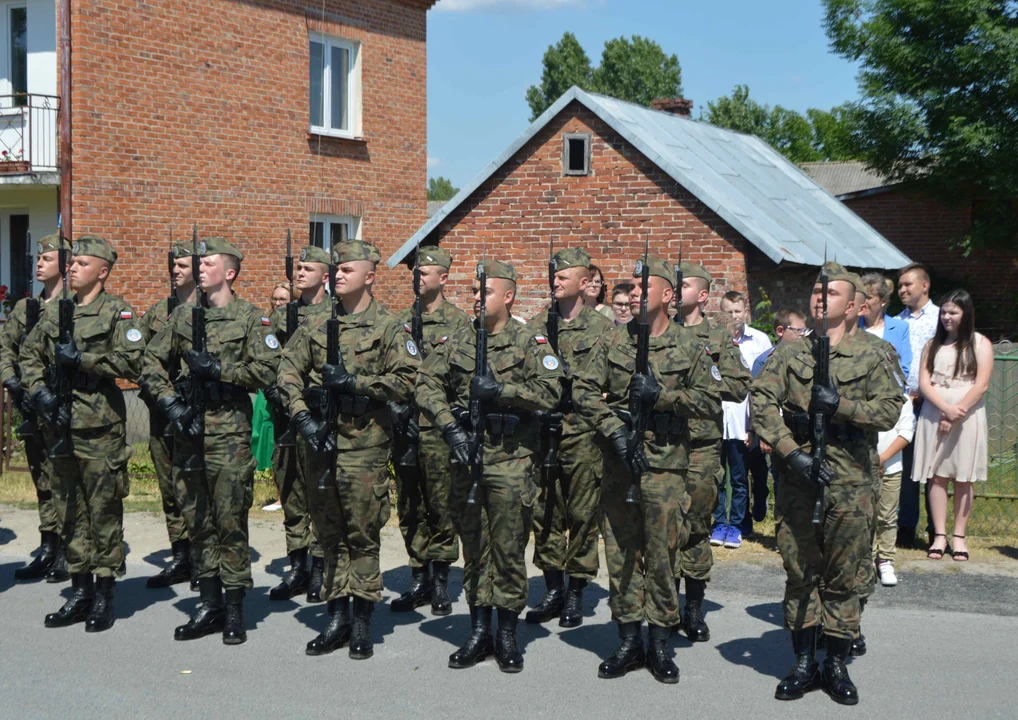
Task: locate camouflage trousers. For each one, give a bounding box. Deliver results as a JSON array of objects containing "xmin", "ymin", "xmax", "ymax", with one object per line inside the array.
[
  {"xmin": 173, "ymin": 432, "xmax": 257, "ymax": 590},
  {"xmin": 601, "ymin": 452, "xmax": 690, "ymax": 628},
  {"xmin": 452, "ymin": 455, "xmax": 537, "ymax": 613},
  {"xmin": 48, "ymin": 424, "xmax": 130, "ymax": 578},
  {"xmin": 775, "ymin": 467, "xmax": 876, "ymax": 639},
  {"xmin": 304, "ymin": 445, "xmax": 391, "ymax": 603},
  {"xmin": 21, "ymin": 426, "xmax": 58, "ymax": 535},
  {"xmin": 675, "ymin": 441, "xmax": 723, "ymax": 581},
  {"xmin": 395, "ymin": 427, "xmax": 459, "ymax": 568},
  {"xmin": 531, "ymin": 431, "xmax": 602, "ymax": 580},
  {"xmin": 148, "ymin": 415, "xmax": 188, "ymax": 545},
  {"xmin": 856, "ymin": 478, "xmax": 882, "ymax": 602},
  {"xmin": 272, "ymin": 433, "xmax": 321, "ymax": 557}
]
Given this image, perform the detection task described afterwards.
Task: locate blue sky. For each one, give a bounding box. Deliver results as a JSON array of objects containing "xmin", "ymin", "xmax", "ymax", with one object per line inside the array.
[{"xmin": 426, "ymin": 0, "xmax": 861, "ymax": 187}]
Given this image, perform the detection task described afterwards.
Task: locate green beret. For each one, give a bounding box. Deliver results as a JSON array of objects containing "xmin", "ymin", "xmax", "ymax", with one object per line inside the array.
[
  {"xmin": 816, "ymin": 262, "xmax": 864, "ymax": 295},
  {"xmin": 552, "ymin": 247, "xmax": 591, "ymax": 271},
  {"xmin": 298, "ymin": 245, "xmax": 330, "ymax": 265},
  {"xmin": 417, "ymin": 246, "xmax": 452, "ymax": 270},
  {"xmin": 679, "ymin": 262, "xmax": 712, "ymax": 285},
  {"xmin": 200, "ymin": 237, "xmax": 244, "ymax": 261},
  {"xmin": 73, "ymin": 235, "xmax": 118, "ymax": 265},
  {"xmin": 171, "ymin": 242, "xmax": 190, "ymax": 259},
  {"xmin": 332, "ymin": 240, "xmax": 381, "ymax": 265},
  {"xmin": 481, "ymin": 260, "xmax": 517, "ymax": 282},
  {"xmin": 37, "ymin": 233, "xmax": 70, "ymax": 255},
  {"xmin": 633, "ymin": 256, "xmax": 675, "ymax": 288}
]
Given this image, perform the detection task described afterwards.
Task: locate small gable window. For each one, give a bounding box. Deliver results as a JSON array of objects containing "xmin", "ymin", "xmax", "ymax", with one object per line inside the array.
[{"xmin": 563, "ymin": 133, "xmax": 591, "ymax": 176}]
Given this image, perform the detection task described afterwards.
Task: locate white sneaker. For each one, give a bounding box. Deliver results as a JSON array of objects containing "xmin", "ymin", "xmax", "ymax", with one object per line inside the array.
[
  {"xmin": 878, "ymin": 561, "xmax": 897, "ymax": 587},
  {"xmin": 262, "ymin": 502, "xmax": 282, "ymax": 512}
]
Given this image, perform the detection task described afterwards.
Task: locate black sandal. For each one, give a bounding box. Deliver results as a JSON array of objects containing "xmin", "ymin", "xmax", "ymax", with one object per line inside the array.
[
  {"xmin": 952, "ymin": 534, "xmax": 969, "ymax": 562},
  {"xmin": 927, "ymin": 533, "xmax": 948, "ymax": 560}
]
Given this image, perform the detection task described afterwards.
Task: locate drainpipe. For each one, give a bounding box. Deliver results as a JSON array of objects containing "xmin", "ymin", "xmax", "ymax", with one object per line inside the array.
[{"xmin": 59, "ymin": 0, "xmax": 71, "ymax": 238}]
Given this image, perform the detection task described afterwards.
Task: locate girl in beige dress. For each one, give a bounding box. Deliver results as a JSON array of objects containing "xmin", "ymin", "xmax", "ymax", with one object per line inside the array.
[{"xmin": 914, "ymin": 290, "xmax": 994, "ymax": 561}]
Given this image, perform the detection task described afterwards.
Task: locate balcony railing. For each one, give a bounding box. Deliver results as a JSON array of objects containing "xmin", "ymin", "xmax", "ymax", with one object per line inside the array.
[{"xmin": 0, "ymin": 93, "xmax": 59, "ymax": 176}]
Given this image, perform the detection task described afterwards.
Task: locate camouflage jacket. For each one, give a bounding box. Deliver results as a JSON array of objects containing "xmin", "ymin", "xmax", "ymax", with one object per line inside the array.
[
  {"xmin": 20, "ymin": 290, "xmax": 143, "ymax": 428},
  {"xmin": 416, "ymin": 317, "xmax": 564, "ymax": 463},
  {"xmin": 680, "ymin": 316, "xmax": 750, "ymax": 446},
  {"xmin": 269, "ymin": 295, "xmax": 332, "ymax": 347},
  {"xmin": 750, "ymin": 331, "xmax": 904, "ymax": 486},
  {"xmin": 397, "ymin": 298, "xmax": 471, "ymax": 429},
  {"xmin": 0, "ymin": 294, "xmax": 58, "ymax": 387},
  {"xmin": 572, "ymin": 320, "xmax": 721, "ymax": 471},
  {"xmin": 275, "ymin": 298, "xmax": 419, "ymax": 451},
  {"xmin": 527, "ymin": 304, "xmax": 614, "ymax": 436},
  {"xmin": 140, "ymin": 295, "xmax": 278, "ymax": 436}
]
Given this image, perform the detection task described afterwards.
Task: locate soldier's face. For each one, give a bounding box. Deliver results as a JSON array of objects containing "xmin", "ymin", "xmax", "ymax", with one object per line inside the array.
[
  {"xmin": 69, "ymin": 256, "xmax": 109, "ymax": 291},
  {"xmin": 553, "ymin": 266, "xmax": 589, "ymax": 301},
  {"xmin": 199, "ymin": 255, "xmax": 233, "ymax": 290},
  {"xmin": 680, "ymin": 277, "xmax": 708, "ymax": 310},
  {"xmin": 472, "ymin": 278, "xmax": 514, "ymax": 319},
  {"xmin": 296, "ymin": 262, "xmax": 328, "ymax": 291},
  {"xmin": 630, "ymin": 276, "xmax": 673, "ymax": 315},
  {"xmin": 811, "ymin": 280, "xmax": 853, "ymax": 322},
  {"xmin": 334, "ymin": 260, "xmax": 374, "ymax": 297},
  {"xmin": 36, "ymin": 251, "xmax": 61, "ymax": 283},
  {"xmin": 172, "ymin": 257, "xmax": 193, "ymax": 287},
  {"xmin": 419, "ymin": 265, "xmax": 447, "ymax": 295}
]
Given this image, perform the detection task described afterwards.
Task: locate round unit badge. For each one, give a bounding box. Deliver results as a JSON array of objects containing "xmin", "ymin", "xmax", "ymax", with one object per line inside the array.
[
  {"xmin": 711, "ymin": 365, "xmax": 722, "ymax": 382},
  {"xmin": 634, "ymin": 259, "xmax": 644, "ymax": 275},
  {"xmin": 72, "ymin": 242, "xmax": 80, "ymax": 254},
  {"xmin": 740, "ymin": 355, "xmax": 750, "ymax": 369},
  {"xmin": 299, "ymin": 248, "xmax": 308, "ymax": 261},
  {"xmin": 265, "ymin": 334, "xmax": 280, "ymax": 350},
  {"xmin": 406, "ymin": 340, "xmax": 419, "ymax": 357},
  {"xmin": 198, "ymin": 241, "xmax": 207, "ymax": 255},
  {"xmin": 542, "ymin": 355, "xmax": 560, "ymax": 371},
  {"xmin": 126, "ymin": 328, "xmax": 142, "ymax": 343}
]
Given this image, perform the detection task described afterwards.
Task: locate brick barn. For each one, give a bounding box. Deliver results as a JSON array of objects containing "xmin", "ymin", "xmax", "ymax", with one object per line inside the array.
[
  {"xmin": 0, "ymin": 0, "xmax": 435, "ymax": 316},
  {"xmin": 385, "ymin": 86, "xmax": 909, "ymax": 322}
]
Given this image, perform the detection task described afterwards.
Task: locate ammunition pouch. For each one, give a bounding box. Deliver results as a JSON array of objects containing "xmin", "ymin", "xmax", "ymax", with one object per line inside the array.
[
  {"xmin": 535, "ymin": 410, "xmax": 564, "ymax": 439},
  {"xmin": 174, "ymin": 377, "xmax": 248, "ymax": 407},
  {"xmin": 613, "ymin": 408, "xmax": 686, "ymax": 440},
  {"xmin": 784, "ymin": 411, "xmax": 865, "ymax": 444},
  {"xmin": 486, "ymin": 411, "xmax": 523, "ymax": 439},
  {"xmin": 303, "ymin": 387, "xmax": 380, "ymax": 418}
]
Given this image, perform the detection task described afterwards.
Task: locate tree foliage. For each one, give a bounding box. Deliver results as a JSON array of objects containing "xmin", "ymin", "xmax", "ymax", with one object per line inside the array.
[
  {"xmin": 822, "ymin": 0, "xmax": 1018, "ymax": 251},
  {"xmin": 526, "ymin": 33, "xmax": 682, "ymax": 121},
  {"xmin": 427, "ymin": 176, "xmax": 459, "ymax": 202}
]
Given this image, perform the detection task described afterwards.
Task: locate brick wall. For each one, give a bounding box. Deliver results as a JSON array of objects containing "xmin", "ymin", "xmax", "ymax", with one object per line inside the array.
[{"xmin": 67, "ymin": 0, "xmax": 428, "ymax": 315}]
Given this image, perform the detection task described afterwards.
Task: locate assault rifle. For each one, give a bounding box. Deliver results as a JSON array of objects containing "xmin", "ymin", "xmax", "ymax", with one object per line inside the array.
[
  {"xmin": 182, "ymin": 224, "xmax": 207, "ymax": 473},
  {"xmin": 317, "ymin": 260, "xmax": 347, "ymax": 490},
  {"xmin": 275, "ymin": 229, "xmax": 298, "ymax": 448},
  {"xmin": 672, "ymin": 242, "xmax": 684, "ymax": 326},
  {"xmin": 48, "ymin": 234, "xmax": 74, "ymax": 460},
  {"xmin": 163, "ymin": 233, "xmax": 180, "ymax": 438},
  {"xmin": 396, "ymin": 238, "xmax": 424, "ymax": 470},
  {"xmin": 810, "ymin": 260, "xmax": 831, "ymax": 532},
  {"xmin": 624, "ymin": 235, "xmax": 651, "ymax": 504},
  {"xmin": 15, "ymin": 231, "xmax": 39, "ymax": 438},
  {"xmin": 465, "ymin": 257, "xmax": 488, "ymax": 506},
  {"xmin": 539, "ymin": 236, "xmax": 562, "ymax": 495}
]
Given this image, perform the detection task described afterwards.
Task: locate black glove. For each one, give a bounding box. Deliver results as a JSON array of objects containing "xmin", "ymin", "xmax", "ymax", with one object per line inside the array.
[
  {"xmin": 609, "ymin": 427, "xmax": 632, "ymax": 466},
  {"xmin": 809, "ymin": 381, "xmax": 841, "ymax": 417},
  {"xmin": 264, "ymin": 385, "xmax": 286, "ymax": 413},
  {"xmin": 3, "ymin": 376, "xmax": 22, "ymax": 395},
  {"xmin": 156, "ymin": 395, "xmax": 193, "ymax": 435},
  {"xmin": 629, "ymin": 372, "xmax": 661, "ymax": 408},
  {"xmin": 321, "ymin": 362, "xmax": 355, "ymax": 393},
  {"xmin": 292, "ymin": 410, "xmax": 335, "ymax": 453},
  {"xmin": 442, "ymin": 422, "xmax": 472, "ymax": 466},
  {"xmin": 470, "ymin": 370, "xmax": 503, "ymax": 402},
  {"xmin": 609, "ymin": 427, "xmax": 650, "ymax": 475},
  {"xmin": 785, "ymin": 449, "xmax": 837, "ymax": 488},
  {"xmin": 55, "ymin": 341, "xmax": 82, "ymax": 370},
  {"xmin": 32, "ymin": 386, "xmax": 59, "ymax": 420},
  {"xmin": 185, "ymin": 350, "xmax": 221, "ymax": 380}
]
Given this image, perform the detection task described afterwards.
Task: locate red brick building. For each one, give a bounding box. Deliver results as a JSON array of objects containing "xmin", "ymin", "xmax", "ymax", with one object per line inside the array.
[
  {"xmin": 0, "ymin": 0, "xmax": 435, "ymax": 315},
  {"xmin": 386, "ymin": 87, "xmax": 909, "ymax": 322}
]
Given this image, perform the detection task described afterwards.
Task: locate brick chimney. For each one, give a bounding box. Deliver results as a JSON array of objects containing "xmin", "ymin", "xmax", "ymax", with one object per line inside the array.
[{"xmin": 651, "ymin": 97, "xmax": 694, "ymax": 117}]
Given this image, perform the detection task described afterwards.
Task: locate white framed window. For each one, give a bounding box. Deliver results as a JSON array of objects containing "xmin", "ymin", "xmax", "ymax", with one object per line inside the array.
[
  {"xmin": 309, "ymin": 33, "xmax": 361, "ymax": 139},
  {"xmin": 309, "ymin": 215, "xmax": 360, "ymax": 253}
]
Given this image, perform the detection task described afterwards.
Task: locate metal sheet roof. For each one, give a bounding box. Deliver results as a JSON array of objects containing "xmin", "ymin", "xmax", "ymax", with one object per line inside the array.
[{"xmin": 388, "ymin": 87, "xmax": 910, "ymax": 270}]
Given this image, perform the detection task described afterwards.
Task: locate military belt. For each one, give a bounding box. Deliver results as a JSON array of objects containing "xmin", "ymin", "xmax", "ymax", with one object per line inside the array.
[
  {"xmin": 71, "ymin": 372, "xmax": 103, "ymax": 392},
  {"xmin": 303, "ymin": 387, "xmax": 381, "ymax": 418},
  {"xmin": 173, "ymin": 377, "xmax": 248, "ymax": 405},
  {"xmin": 784, "ymin": 411, "xmax": 865, "ymax": 444},
  {"xmin": 614, "ymin": 408, "xmax": 687, "ymax": 439}
]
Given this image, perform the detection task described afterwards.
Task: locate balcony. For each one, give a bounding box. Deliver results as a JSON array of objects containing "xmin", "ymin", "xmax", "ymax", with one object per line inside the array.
[{"xmin": 0, "ymin": 93, "xmax": 59, "ymax": 184}]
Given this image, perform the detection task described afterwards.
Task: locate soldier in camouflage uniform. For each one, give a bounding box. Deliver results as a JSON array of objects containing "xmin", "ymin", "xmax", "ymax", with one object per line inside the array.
[
  {"xmin": 672, "ymin": 262, "xmax": 749, "ymax": 641},
  {"xmin": 391, "ymin": 246, "xmax": 470, "ymax": 616},
  {"xmin": 572, "ymin": 256, "xmax": 720, "ymax": 684},
  {"xmin": 1, "ymin": 234, "xmax": 70, "ymax": 584},
  {"xmin": 751, "ymin": 262, "xmax": 904, "ymax": 706},
  {"xmin": 275, "ymin": 240, "xmax": 418, "ymax": 660},
  {"xmin": 525, "ymin": 247, "xmax": 613, "ymax": 628},
  {"xmin": 20, "ymin": 235, "xmax": 143, "ymax": 633},
  {"xmin": 139, "ymin": 242, "xmax": 195, "ymax": 590},
  {"xmin": 417, "ymin": 259, "xmax": 563, "ymax": 674},
  {"xmin": 265, "ymin": 245, "xmax": 330, "ymax": 604},
  {"xmin": 141, "ymin": 237, "xmax": 279, "ymax": 645}
]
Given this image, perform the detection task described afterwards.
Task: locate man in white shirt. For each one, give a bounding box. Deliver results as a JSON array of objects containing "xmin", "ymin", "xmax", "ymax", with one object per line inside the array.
[
  {"xmin": 711, "ymin": 292, "xmax": 772, "ymax": 550},
  {"xmin": 895, "ymin": 263, "xmax": 938, "ymax": 548}
]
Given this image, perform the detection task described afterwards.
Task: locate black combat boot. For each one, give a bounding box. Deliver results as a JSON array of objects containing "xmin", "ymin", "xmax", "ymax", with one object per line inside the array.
[
  {"xmin": 822, "ymin": 636, "xmax": 859, "ymax": 705},
  {"xmin": 495, "ymin": 609, "xmax": 524, "ymax": 673},
  {"xmin": 525, "ymin": 570, "xmax": 564, "ymax": 624},
  {"xmin": 222, "ymin": 588, "xmax": 247, "ymax": 645},
  {"xmin": 147, "ymin": 540, "xmax": 193, "ymax": 589},
  {"xmin": 431, "ymin": 561, "xmax": 452, "ymax": 616},
  {"xmin": 852, "ymin": 598, "xmax": 867, "ymax": 657},
  {"xmin": 681, "ymin": 578, "xmax": 710, "ymax": 642},
  {"xmin": 44, "ymin": 573, "xmax": 94, "ymax": 628},
  {"xmin": 391, "ymin": 564, "xmax": 432, "ymax": 612},
  {"xmin": 175, "ymin": 577, "xmax": 225, "ymax": 640},
  {"xmin": 559, "ymin": 577, "xmax": 587, "ymax": 628},
  {"xmin": 775, "ymin": 627, "xmax": 820, "ymax": 700},
  {"xmin": 306, "ymin": 555, "xmax": 325, "ymax": 603},
  {"xmin": 349, "ymin": 597, "xmax": 374, "ymax": 659},
  {"xmin": 306, "ymin": 597, "xmax": 351, "ymax": 656},
  {"xmin": 45, "ymin": 543, "xmax": 70, "ymax": 583},
  {"xmin": 647, "ymin": 624, "xmax": 679, "ymax": 684},
  {"xmin": 269, "ymin": 548, "xmax": 309, "ymax": 601},
  {"xmin": 15, "ymin": 531, "xmax": 59, "ymax": 581},
  {"xmin": 598, "ymin": 621, "xmax": 645, "ymax": 679},
  {"xmin": 449, "ymin": 606, "xmax": 494, "ymax": 668},
  {"xmin": 85, "ymin": 576, "xmax": 116, "ymax": 633}
]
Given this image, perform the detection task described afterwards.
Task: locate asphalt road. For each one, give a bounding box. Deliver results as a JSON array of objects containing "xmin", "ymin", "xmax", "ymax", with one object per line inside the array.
[{"xmin": 1, "ymin": 509, "xmax": 1016, "ymax": 720}]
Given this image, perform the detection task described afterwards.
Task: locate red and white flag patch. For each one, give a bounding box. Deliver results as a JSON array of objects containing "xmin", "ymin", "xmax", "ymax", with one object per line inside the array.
[
  {"xmin": 534, "ymin": 335, "xmax": 548, "ymax": 344},
  {"xmin": 261, "ymin": 317, "xmax": 271, "ymax": 326}
]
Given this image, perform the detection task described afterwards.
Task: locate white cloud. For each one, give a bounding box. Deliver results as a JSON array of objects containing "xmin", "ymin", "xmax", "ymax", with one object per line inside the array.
[
  {"xmin": 427, "ymin": 156, "xmax": 440, "ymax": 169},
  {"xmin": 434, "ymin": 0, "xmax": 583, "ymax": 12}
]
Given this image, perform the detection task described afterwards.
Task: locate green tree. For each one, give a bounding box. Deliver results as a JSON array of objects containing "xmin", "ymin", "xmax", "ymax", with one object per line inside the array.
[
  {"xmin": 427, "ymin": 176, "xmax": 459, "ymax": 202},
  {"xmin": 525, "ymin": 33, "xmax": 681, "ymax": 121},
  {"xmin": 822, "ymin": 0, "xmax": 1018, "ymax": 251}
]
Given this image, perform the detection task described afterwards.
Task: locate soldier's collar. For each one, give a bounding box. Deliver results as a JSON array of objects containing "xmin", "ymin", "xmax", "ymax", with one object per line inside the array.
[
  {"xmin": 74, "ymin": 289, "xmax": 106, "ymax": 316},
  {"xmin": 340, "ymin": 298, "xmax": 379, "ymax": 326}
]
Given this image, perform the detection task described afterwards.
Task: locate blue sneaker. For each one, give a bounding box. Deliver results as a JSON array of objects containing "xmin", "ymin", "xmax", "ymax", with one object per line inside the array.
[
  {"xmin": 724, "ymin": 527, "xmax": 743, "ymax": 549},
  {"xmin": 709, "ymin": 525, "xmax": 728, "ymax": 547}
]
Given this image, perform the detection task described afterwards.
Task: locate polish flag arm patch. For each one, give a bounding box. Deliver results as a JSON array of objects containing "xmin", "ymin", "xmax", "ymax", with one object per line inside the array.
[
  {"xmin": 261, "ymin": 317, "xmax": 271, "ymax": 326},
  {"xmin": 534, "ymin": 335, "xmax": 548, "ymax": 344},
  {"xmin": 120, "ymin": 311, "xmax": 133, "ymax": 320}
]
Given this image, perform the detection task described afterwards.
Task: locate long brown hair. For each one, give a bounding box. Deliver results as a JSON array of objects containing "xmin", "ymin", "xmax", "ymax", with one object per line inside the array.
[{"xmin": 925, "ymin": 289, "xmax": 977, "ymax": 379}]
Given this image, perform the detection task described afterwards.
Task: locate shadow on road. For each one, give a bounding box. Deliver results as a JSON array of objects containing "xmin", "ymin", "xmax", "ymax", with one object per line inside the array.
[
  {"xmin": 715, "ymin": 602, "xmax": 788, "ymax": 679},
  {"xmin": 382, "ymin": 565, "xmax": 464, "ymax": 605},
  {"xmin": 745, "ymin": 600, "xmax": 784, "ymax": 627},
  {"xmin": 0, "ymin": 562, "xmax": 21, "ymax": 594},
  {"xmin": 0, "ymin": 525, "xmax": 17, "ymax": 547},
  {"xmin": 116, "ymin": 576, "xmax": 176, "ymax": 621}
]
